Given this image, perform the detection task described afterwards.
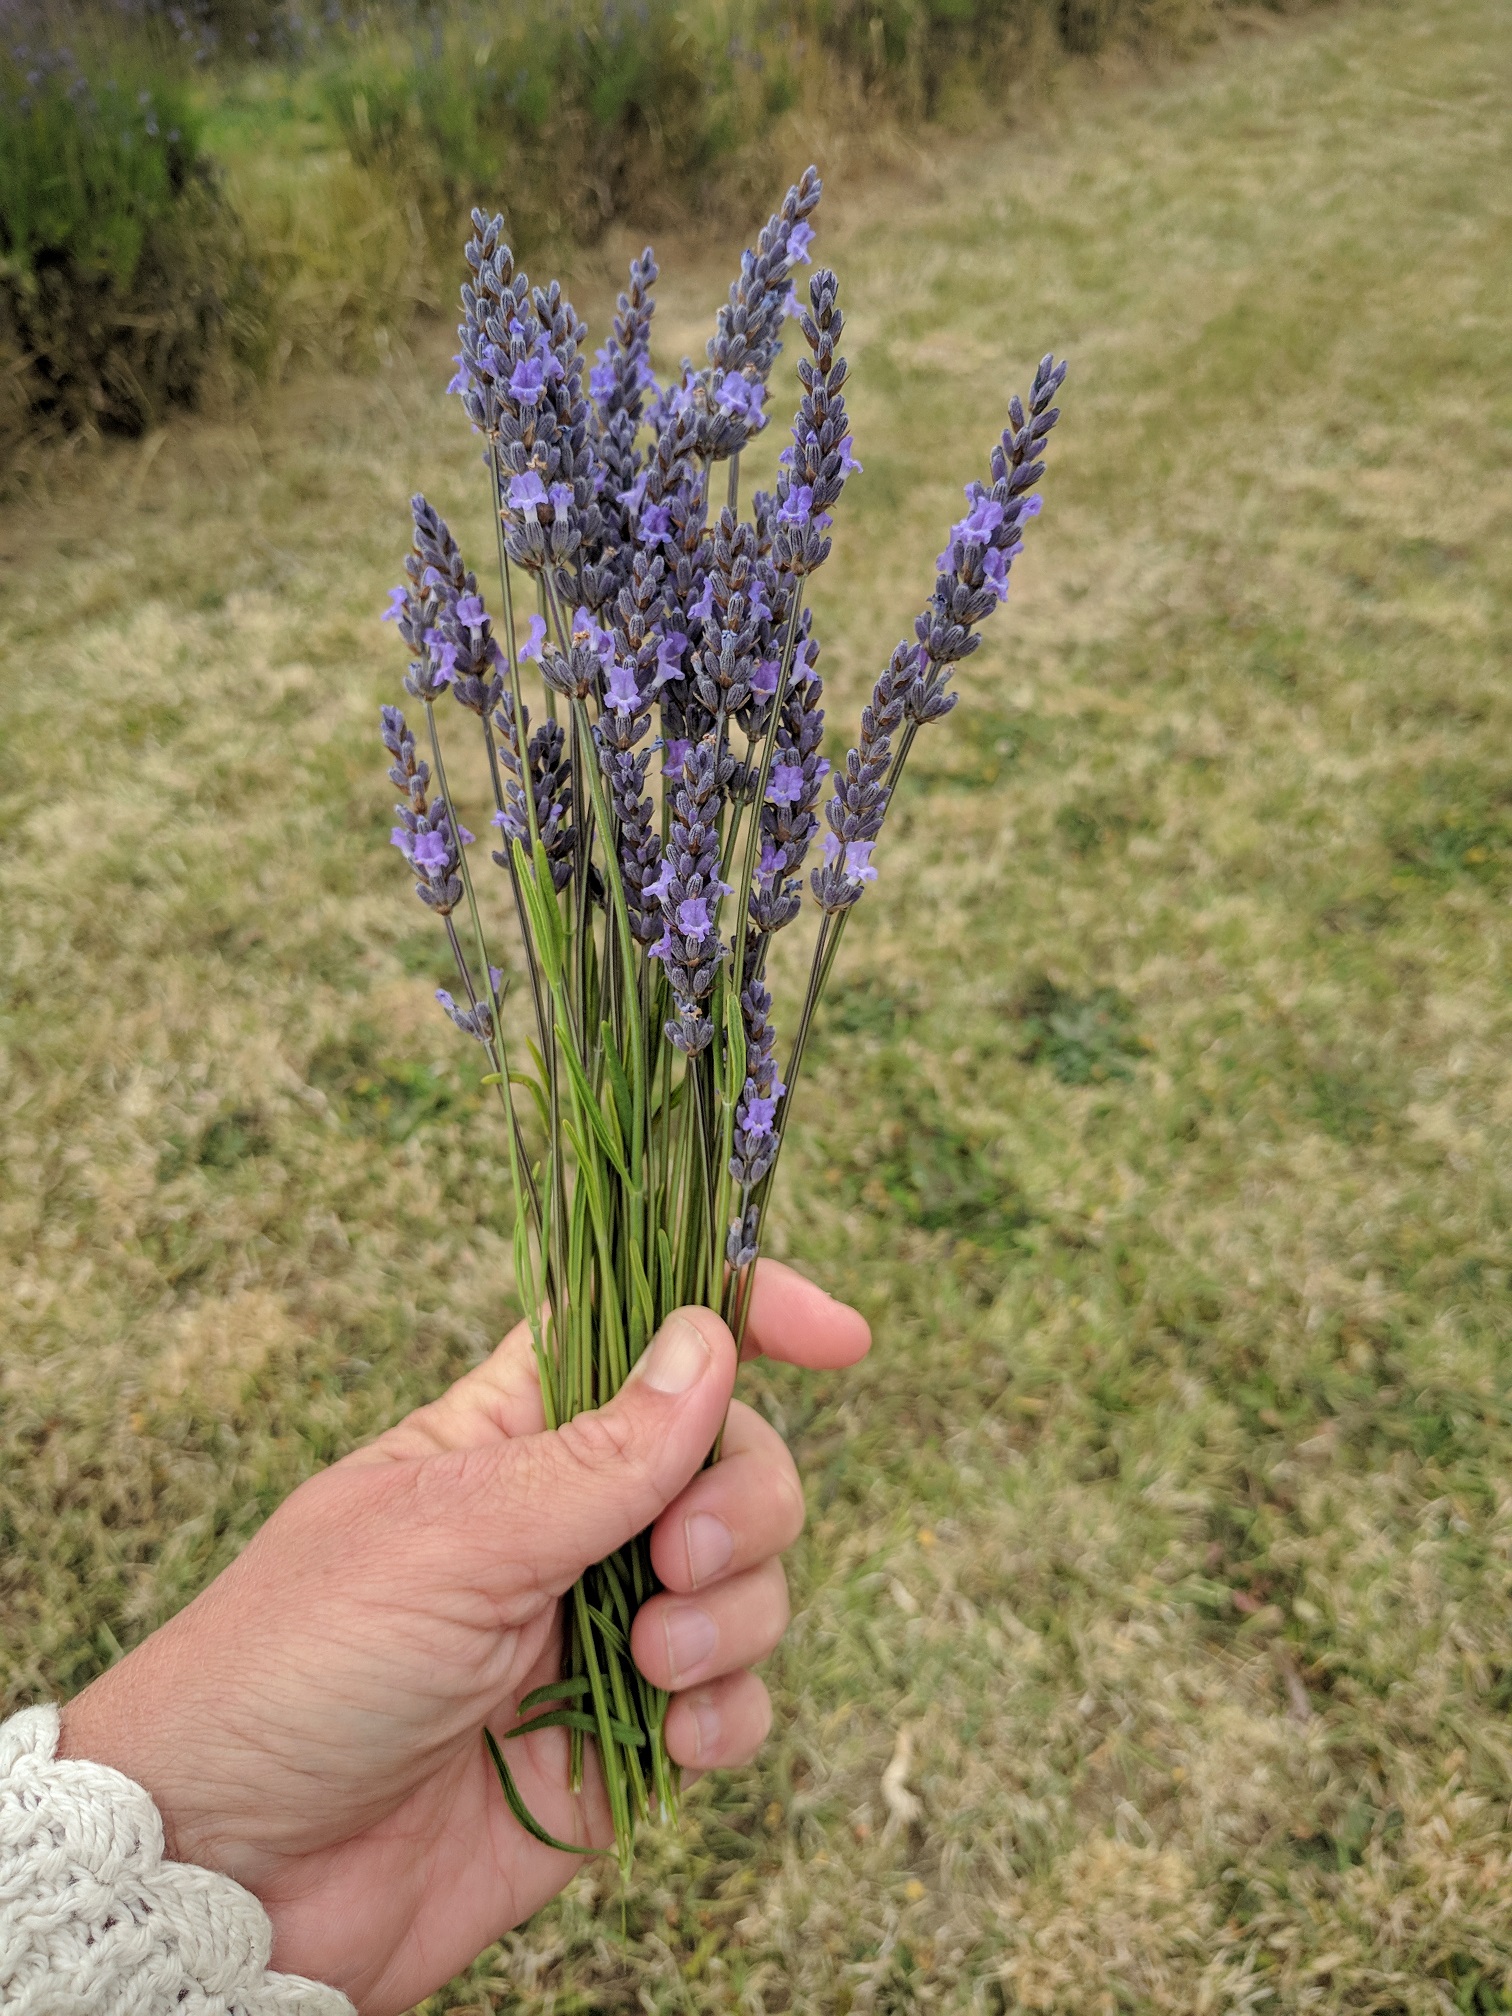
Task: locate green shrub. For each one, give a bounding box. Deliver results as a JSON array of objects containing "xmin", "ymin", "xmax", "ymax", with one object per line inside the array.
[
  {"xmin": 0, "ymin": 13, "xmax": 263, "ymax": 451},
  {"xmin": 317, "ymin": 0, "xmax": 794, "ymax": 248}
]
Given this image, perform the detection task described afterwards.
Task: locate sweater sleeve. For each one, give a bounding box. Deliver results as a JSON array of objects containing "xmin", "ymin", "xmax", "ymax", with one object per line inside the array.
[{"xmin": 0, "ymin": 1705, "xmax": 356, "ymax": 2016}]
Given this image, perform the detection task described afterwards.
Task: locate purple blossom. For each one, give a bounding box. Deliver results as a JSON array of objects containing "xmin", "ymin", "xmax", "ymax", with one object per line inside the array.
[
  {"xmin": 676, "ymin": 894, "xmax": 714, "ymax": 935},
  {"xmin": 689, "ymin": 576, "xmax": 717, "ymax": 624},
  {"xmin": 381, "ymin": 585, "xmax": 408, "ymax": 623},
  {"xmin": 412, "ymin": 829, "xmax": 450, "ymax": 871},
  {"xmin": 455, "ymin": 592, "xmax": 486, "ymax": 627},
  {"xmin": 605, "ymin": 660, "xmax": 641, "ymax": 712},
  {"xmin": 786, "ymin": 220, "xmax": 814, "ymax": 265},
  {"xmin": 653, "ymin": 632, "xmax": 687, "ymax": 687},
  {"xmin": 510, "ymin": 355, "xmax": 546, "ymax": 404},
  {"xmin": 549, "ymin": 482, "xmax": 575, "ymax": 519},
  {"xmin": 752, "ymin": 657, "xmax": 780, "ymax": 696},
  {"xmin": 768, "ymin": 763, "xmax": 805, "ymax": 804},
  {"xmin": 742, "ymin": 1090, "xmax": 781, "ymax": 1136},
  {"xmin": 837, "ymin": 435, "xmax": 863, "ymax": 478},
  {"xmin": 778, "ymin": 484, "xmax": 814, "ymax": 526},
  {"xmin": 509, "ymin": 471, "xmax": 547, "ymax": 510},
  {"xmin": 518, "ymin": 612, "xmax": 548, "ymax": 663},
  {"xmin": 662, "ymin": 737, "xmax": 692, "ymax": 779},
  {"xmin": 640, "ymin": 501, "xmax": 673, "ymax": 545},
  {"xmin": 715, "ymin": 374, "xmax": 764, "ymax": 426},
  {"xmin": 446, "ymin": 356, "xmax": 472, "ymax": 397},
  {"xmin": 822, "ymin": 832, "xmax": 878, "ymax": 884}
]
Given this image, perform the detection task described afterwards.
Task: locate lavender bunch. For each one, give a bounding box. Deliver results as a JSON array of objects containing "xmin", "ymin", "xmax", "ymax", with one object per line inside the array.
[{"xmin": 379, "ymin": 169, "xmax": 1068, "ymax": 1875}]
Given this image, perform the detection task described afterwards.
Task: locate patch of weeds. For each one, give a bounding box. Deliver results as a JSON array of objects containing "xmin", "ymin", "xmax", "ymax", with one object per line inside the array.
[
  {"xmin": 1300, "ymin": 1048, "xmax": 1396, "ymax": 1146},
  {"xmin": 1054, "ymin": 787, "xmax": 1149, "ymax": 856},
  {"xmin": 907, "ymin": 709, "xmax": 1038, "ymax": 792},
  {"xmin": 309, "ymin": 1023, "xmax": 472, "ymax": 1141},
  {"xmin": 1009, "ymin": 975, "xmax": 1144, "ymax": 1085},
  {"xmin": 815, "ymin": 976, "xmax": 918, "ymax": 1042},
  {"xmin": 158, "ymin": 1106, "xmax": 272, "ymax": 1179},
  {"xmin": 1388, "ymin": 768, "xmax": 1512, "ymax": 889},
  {"xmin": 394, "ymin": 930, "xmax": 461, "ymax": 986},
  {"xmin": 848, "ymin": 1085, "xmax": 1033, "ymax": 1249}
]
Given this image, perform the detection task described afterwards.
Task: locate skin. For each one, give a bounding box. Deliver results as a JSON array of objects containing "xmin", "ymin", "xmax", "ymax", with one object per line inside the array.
[{"xmin": 59, "ymin": 1261, "xmax": 870, "ymax": 2015}]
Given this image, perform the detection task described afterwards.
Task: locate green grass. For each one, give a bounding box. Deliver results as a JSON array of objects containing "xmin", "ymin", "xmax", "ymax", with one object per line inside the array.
[{"xmin": 4, "ymin": 0, "xmax": 1512, "ymax": 2006}]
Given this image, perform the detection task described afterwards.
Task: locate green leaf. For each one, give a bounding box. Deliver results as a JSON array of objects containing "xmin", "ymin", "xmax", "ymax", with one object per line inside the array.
[
  {"xmin": 601, "ymin": 1024, "xmax": 636, "ymax": 1149},
  {"xmin": 629, "ymin": 1240, "xmax": 654, "ymax": 1356},
  {"xmin": 484, "ymin": 1728, "xmax": 594, "ymax": 1853},
  {"xmin": 557, "ymin": 1022, "xmax": 631, "ymax": 1182},
  {"xmin": 520, "ymin": 1674, "xmax": 593, "ymax": 1711}
]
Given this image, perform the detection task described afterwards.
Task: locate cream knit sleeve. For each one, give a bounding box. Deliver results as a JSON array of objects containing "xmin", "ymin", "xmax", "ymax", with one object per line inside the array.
[{"xmin": 0, "ymin": 1705, "xmax": 356, "ymax": 2016}]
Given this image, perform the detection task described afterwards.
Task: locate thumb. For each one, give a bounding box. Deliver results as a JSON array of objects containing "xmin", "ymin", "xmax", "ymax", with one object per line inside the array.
[{"xmin": 497, "ymin": 1306, "xmax": 737, "ymax": 1596}]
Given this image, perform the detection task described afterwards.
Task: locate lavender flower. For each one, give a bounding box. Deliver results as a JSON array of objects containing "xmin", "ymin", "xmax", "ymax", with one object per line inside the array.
[
  {"xmin": 649, "ymin": 737, "xmax": 730, "ymax": 1052},
  {"xmin": 813, "ymin": 353, "xmax": 1067, "ymax": 909},
  {"xmin": 768, "ymin": 268, "xmax": 856, "ymax": 579},
  {"xmin": 492, "ymin": 694, "xmax": 574, "ymax": 891},
  {"xmin": 749, "ymin": 629, "xmax": 828, "ymax": 939},
  {"xmin": 729, "ymin": 980, "xmax": 785, "ymax": 1187},
  {"xmin": 700, "ymin": 166, "xmax": 823, "ymax": 462},
  {"xmin": 383, "ymin": 702, "xmax": 472, "ymax": 920}
]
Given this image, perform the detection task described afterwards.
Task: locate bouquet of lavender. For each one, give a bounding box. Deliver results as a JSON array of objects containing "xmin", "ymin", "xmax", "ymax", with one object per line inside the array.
[{"xmin": 381, "ymin": 166, "xmax": 1065, "ymax": 1872}]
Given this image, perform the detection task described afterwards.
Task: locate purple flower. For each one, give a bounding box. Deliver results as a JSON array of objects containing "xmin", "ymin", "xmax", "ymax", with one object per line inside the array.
[
  {"xmin": 381, "ymin": 585, "xmax": 407, "ymax": 623},
  {"xmin": 782, "ymin": 286, "xmax": 802, "ymax": 319},
  {"xmin": 689, "ymin": 576, "xmax": 717, "ymax": 624},
  {"xmin": 715, "ymin": 373, "xmax": 764, "ymax": 425},
  {"xmin": 446, "ymin": 356, "xmax": 472, "ymax": 397},
  {"xmin": 837, "ymin": 435, "xmax": 863, "ymax": 478},
  {"xmin": 676, "ymin": 895, "xmax": 714, "ymax": 936},
  {"xmin": 436, "ymin": 987, "xmax": 458, "ymax": 1014},
  {"xmin": 831, "ymin": 835, "xmax": 878, "ymax": 883},
  {"xmin": 589, "ymin": 348, "xmax": 616, "ymax": 403},
  {"xmin": 518, "ymin": 612, "xmax": 548, "ymax": 663},
  {"xmin": 640, "ymin": 501, "xmax": 672, "ymax": 545},
  {"xmin": 752, "ymin": 657, "xmax": 780, "ymax": 696},
  {"xmin": 743, "ymin": 1092, "xmax": 780, "ymax": 1136},
  {"xmin": 768, "ymin": 762, "xmax": 805, "ymax": 805},
  {"xmin": 508, "ymin": 470, "xmax": 547, "ymax": 511},
  {"xmin": 549, "ymin": 482, "xmax": 575, "ymax": 520},
  {"xmin": 786, "ymin": 220, "xmax": 814, "ymax": 265},
  {"xmin": 662, "ymin": 737, "xmax": 692, "ymax": 779},
  {"xmin": 747, "ymin": 575, "xmax": 771, "ymax": 622},
  {"xmin": 510, "ymin": 355, "xmax": 546, "ymax": 404},
  {"xmin": 982, "ymin": 546, "xmax": 1009, "ymax": 602},
  {"xmin": 963, "ymin": 490, "xmax": 1004, "ymax": 540},
  {"xmin": 390, "ymin": 825, "xmax": 414, "ymax": 859},
  {"xmin": 423, "ymin": 635, "xmax": 460, "ymax": 685},
  {"xmin": 571, "ymin": 606, "xmax": 615, "ymax": 664},
  {"xmin": 644, "ymin": 856, "xmax": 676, "ymax": 903},
  {"xmin": 605, "ymin": 659, "xmax": 641, "ymax": 712},
  {"xmin": 792, "ymin": 637, "xmax": 818, "ymax": 685},
  {"xmin": 653, "ymin": 631, "xmax": 687, "ymax": 687},
  {"xmin": 455, "ymin": 592, "xmax": 486, "ymax": 627},
  {"xmin": 412, "ymin": 829, "xmax": 450, "ymax": 872},
  {"xmin": 778, "ymin": 484, "xmax": 814, "ymax": 526}
]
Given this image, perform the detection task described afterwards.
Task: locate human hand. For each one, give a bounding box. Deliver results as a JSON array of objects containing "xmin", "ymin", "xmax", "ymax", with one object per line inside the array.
[{"xmin": 59, "ymin": 1262, "xmax": 869, "ymax": 2014}]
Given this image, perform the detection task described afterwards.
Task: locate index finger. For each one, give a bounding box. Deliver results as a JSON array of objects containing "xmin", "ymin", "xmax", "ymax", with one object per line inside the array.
[{"xmin": 739, "ymin": 1258, "xmax": 870, "ymax": 1369}]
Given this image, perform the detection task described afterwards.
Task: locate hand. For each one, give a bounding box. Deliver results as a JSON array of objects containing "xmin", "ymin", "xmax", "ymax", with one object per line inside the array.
[{"xmin": 59, "ymin": 1262, "xmax": 869, "ymax": 2014}]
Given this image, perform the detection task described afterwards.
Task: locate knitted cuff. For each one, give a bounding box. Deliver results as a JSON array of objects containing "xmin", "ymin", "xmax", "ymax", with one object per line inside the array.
[{"xmin": 0, "ymin": 1705, "xmax": 356, "ymax": 2016}]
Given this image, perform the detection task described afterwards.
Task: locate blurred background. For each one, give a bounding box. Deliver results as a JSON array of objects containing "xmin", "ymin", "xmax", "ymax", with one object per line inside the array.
[{"xmin": 3, "ymin": 0, "xmax": 1510, "ymax": 2008}]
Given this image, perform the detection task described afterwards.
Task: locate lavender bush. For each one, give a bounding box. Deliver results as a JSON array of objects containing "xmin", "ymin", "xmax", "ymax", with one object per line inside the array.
[{"xmin": 382, "ymin": 166, "xmax": 1066, "ymax": 1870}]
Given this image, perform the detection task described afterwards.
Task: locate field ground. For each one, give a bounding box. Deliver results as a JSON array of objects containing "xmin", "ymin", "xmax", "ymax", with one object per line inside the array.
[{"xmin": 4, "ymin": 0, "xmax": 1512, "ymax": 2005}]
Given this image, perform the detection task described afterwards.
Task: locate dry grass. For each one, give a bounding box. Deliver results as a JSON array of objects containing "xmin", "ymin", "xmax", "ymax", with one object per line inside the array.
[{"xmin": 4, "ymin": 0, "xmax": 1512, "ymax": 2006}]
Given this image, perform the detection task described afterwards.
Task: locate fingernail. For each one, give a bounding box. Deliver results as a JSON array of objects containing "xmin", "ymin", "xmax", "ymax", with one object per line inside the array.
[
  {"xmin": 685, "ymin": 1512, "xmax": 734, "ymax": 1588},
  {"xmin": 685, "ymin": 1688, "xmax": 722, "ymax": 1762},
  {"xmin": 663, "ymin": 1603, "xmax": 718, "ymax": 1682},
  {"xmin": 633, "ymin": 1313, "xmax": 709, "ymax": 1395}
]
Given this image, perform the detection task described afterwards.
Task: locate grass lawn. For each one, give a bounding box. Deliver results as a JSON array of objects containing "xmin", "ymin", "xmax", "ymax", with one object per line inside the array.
[{"xmin": 3, "ymin": 0, "xmax": 1511, "ymax": 2004}]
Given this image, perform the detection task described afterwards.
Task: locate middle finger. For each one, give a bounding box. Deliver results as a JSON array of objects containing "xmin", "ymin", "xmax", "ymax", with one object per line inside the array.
[
  {"xmin": 648, "ymin": 1399, "xmax": 805, "ymax": 1595},
  {"xmin": 631, "ymin": 1557, "xmax": 790, "ymax": 1691}
]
